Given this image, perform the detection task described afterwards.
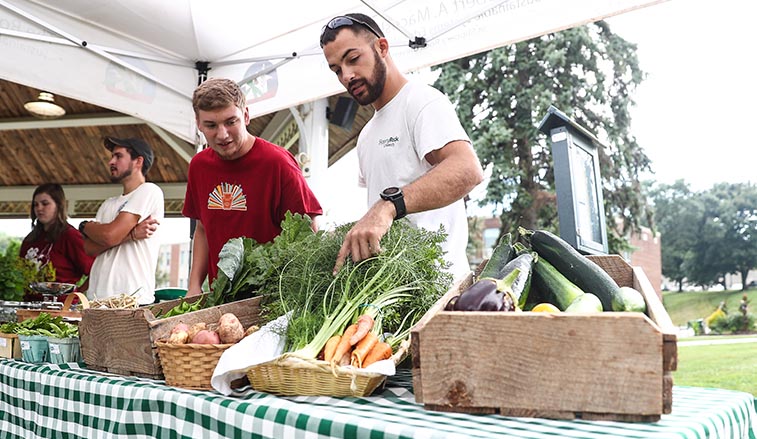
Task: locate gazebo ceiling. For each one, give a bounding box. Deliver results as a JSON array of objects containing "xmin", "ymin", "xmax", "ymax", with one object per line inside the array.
[{"xmin": 0, "ymin": 78, "xmax": 370, "ymax": 218}]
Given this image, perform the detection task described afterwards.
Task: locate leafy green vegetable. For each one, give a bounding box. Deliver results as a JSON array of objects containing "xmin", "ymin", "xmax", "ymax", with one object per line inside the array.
[
  {"xmin": 1, "ymin": 312, "xmax": 78, "ymax": 338},
  {"xmin": 210, "ymin": 212, "xmax": 453, "ymax": 354},
  {"xmin": 156, "ymin": 297, "xmax": 204, "ymax": 319},
  {"xmin": 288, "ymin": 249, "xmax": 418, "ymax": 359}
]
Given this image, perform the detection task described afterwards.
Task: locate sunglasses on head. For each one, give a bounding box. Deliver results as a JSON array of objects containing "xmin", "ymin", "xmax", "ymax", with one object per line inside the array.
[{"xmin": 320, "ymin": 16, "xmax": 382, "ymax": 46}]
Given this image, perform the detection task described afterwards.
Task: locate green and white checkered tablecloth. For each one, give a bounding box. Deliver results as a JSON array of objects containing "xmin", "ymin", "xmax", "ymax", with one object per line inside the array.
[{"xmin": 1, "ymin": 359, "xmax": 755, "ymax": 439}]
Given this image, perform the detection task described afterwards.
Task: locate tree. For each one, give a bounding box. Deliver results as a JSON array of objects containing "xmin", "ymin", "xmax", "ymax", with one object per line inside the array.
[
  {"xmin": 684, "ymin": 188, "xmax": 729, "ymax": 288},
  {"xmin": 706, "ymin": 183, "xmax": 757, "ymax": 290},
  {"xmin": 434, "ymin": 21, "xmax": 652, "ymax": 252},
  {"xmin": 648, "ymin": 180, "xmax": 703, "ymax": 291},
  {"xmin": 650, "ymin": 181, "xmax": 757, "ymax": 290}
]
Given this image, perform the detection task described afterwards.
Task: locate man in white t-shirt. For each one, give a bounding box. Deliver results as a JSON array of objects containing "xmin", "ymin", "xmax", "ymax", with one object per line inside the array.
[
  {"xmin": 320, "ymin": 14, "xmax": 485, "ymax": 281},
  {"xmin": 80, "ymin": 137, "xmax": 164, "ymax": 304}
]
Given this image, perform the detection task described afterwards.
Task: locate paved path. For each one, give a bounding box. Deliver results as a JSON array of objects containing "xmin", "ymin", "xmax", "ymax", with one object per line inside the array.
[{"xmin": 678, "ymin": 337, "xmax": 757, "ymax": 347}]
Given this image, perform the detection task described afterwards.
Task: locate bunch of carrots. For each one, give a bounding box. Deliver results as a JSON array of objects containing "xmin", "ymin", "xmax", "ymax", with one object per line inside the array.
[{"xmin": 320, "ymin": 314, "xmax": 393, "ymax": 369}]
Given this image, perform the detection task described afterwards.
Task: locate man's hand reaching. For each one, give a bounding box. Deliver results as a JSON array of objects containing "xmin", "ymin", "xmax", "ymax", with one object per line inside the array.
[{"xmin": 333, "ymin": 201, "xmax": 394, "ymax": 275}]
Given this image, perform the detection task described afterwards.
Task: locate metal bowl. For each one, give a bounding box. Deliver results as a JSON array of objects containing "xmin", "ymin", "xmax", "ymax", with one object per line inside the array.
[{"xmin": 29, "ymin": 282, "xmax": 77, "ymax": 296}]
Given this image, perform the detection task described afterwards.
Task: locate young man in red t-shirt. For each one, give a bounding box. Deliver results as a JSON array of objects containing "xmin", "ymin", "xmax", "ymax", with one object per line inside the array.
[{"xmin": 183, "ymin": 78, "xmax": 323, "ymax": 296}]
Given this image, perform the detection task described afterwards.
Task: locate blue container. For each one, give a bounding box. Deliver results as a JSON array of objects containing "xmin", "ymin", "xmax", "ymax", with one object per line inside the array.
[
  {"xmin": 47, "ymin": 337, "xmax": 81, "ymax": 364},
  {"xmin": 18, "ymin": 335, "xmax": 48, "ymax": 363}
]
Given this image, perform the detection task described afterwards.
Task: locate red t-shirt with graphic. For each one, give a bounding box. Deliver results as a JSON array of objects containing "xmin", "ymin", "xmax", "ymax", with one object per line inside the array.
[
  {"xmin": 20, "ymin": 224, "xmax": 95, "ymax": 285},
  {"xmin": 182, "ymin": 137, "xmax": 323, "ymax": 283}
]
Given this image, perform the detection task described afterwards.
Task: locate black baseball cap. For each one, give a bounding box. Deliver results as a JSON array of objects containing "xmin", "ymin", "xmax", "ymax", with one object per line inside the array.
[{"xmin": 104, "ymin": 136, "xmax": 154, "ymax": 171}]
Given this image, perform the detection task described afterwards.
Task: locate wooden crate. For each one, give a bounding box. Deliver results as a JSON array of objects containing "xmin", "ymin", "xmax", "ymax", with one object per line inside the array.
[
  {"xmin": 0, "ymin": 333, "xmax": 22, "ymax": 359},
  {"xmin": 410, "ymin": 255, "xmax": 677, "ymax": 422},
  {"xmin": 79, "ymin": 295, "xmax": 264, "ymax": 378}
]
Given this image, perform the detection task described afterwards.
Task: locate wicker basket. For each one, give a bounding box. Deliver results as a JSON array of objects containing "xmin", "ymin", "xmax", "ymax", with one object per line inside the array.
[
  {"xmin": 246, "ymin": 339, "xmax": 409, "ymax": 397},
  {"xmin": 155, "ymin": 340, "xmax": 233, "ymax": 390}
]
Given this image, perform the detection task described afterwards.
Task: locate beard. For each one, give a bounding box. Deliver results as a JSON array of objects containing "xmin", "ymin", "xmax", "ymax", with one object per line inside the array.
[
  {"xmin": 109, "ymin": 165, "xmax": 133, "ymax": 183},
  {"xmin": 349, "ymin": 47, "xmax": 387, "ymax": 106}
]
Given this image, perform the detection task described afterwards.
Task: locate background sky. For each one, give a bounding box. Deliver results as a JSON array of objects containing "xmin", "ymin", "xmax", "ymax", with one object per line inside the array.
[
  {"xmin": 4, "ymin": 0, "xmax": 754, "ymax": 243},
  {"xmin": 605, "ymin": 0, "xmax": 755, "ymax": 191}
]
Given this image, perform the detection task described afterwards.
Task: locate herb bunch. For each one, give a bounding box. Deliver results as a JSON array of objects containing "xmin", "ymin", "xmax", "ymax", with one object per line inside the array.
[{"xmin": 210, "ymin": 212, "xmax": 453, "ymax": 352}]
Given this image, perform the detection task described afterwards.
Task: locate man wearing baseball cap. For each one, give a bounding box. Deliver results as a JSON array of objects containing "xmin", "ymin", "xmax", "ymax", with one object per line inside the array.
[{"xmin": 79, "ymin": 136, "xmax": 164, "ymax": 305}]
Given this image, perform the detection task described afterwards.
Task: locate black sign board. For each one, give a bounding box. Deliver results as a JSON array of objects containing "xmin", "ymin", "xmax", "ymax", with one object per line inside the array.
[{"xmin": 537, "ymin": 106, "xmax": 608, "ymax": 255}]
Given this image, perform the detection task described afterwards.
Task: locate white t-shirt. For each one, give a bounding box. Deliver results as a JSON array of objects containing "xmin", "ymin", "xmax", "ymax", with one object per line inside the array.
[
  {"xmin": 357, "ymin": 80, "xmax": 472, "ymax": 282},
  {"xmin": 88, "ymin": 182, "xmax": 164, "ymax": 305}
]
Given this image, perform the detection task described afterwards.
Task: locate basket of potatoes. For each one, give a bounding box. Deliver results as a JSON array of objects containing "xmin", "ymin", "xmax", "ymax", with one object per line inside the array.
[{"xmin": 156, "ymin": 313, "xmax": 258, "ymax": 390}]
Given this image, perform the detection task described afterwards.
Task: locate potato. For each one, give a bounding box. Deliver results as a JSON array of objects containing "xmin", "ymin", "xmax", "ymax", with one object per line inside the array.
[
  {"xmin": 187, "ymin": 322, "xmax": 207, "ymax": 341},
  {"xmin": 167, "ymin": 330, "xmax": 189, "ymax": 344},
  {"xmin": 166, "ymin": 323, "xmax": 190, "ymax": 344},
  {"xmin": 171, "ymin": 323, "xmax": 190, "ymax": 334},
  {"xmin": 191, "ymin": 329, "xmax": 221, "ymax": 344},
  {"xmin": 217, "ymin": 313, "xmax": 245, "ymax": 344}
]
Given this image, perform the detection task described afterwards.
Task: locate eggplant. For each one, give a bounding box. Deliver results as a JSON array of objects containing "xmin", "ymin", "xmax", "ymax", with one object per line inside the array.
[
  {"xmin": 444, "ymin": 295, "xmax": 458, "ymax": 311},
  {"xmin": 453, "ymin": 279, "xmax": 506, "ymax": 311},
  {"xmin": 452, "ymin": 270, "xmax": 521, "ymax": 312}
]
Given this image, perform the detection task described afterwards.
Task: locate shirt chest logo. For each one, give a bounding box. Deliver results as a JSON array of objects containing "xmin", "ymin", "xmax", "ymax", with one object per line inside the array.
[
  {"xmin": 208, "ymin": 183, "xmax": 247, "ymax": 211},
  {"xmin": 378, "ymin": 136, "xmax": 399, "ymax": 148}
]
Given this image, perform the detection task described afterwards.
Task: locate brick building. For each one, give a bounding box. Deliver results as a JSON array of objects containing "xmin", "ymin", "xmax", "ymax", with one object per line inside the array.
[{"xmin": 623, "ymin": 225, "xmax": 662, "ymax": 298}]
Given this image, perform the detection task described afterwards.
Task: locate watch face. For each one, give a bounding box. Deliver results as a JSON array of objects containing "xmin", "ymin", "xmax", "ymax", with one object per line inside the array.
[{"xmin": 383, "ymin": 187, "xmax": 400, "ymax": 196}]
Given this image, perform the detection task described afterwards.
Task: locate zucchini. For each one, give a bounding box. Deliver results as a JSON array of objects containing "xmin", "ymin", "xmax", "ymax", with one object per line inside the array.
[
  {"xmin": 496, "ymin": 251, "xmax": 536, "ymax": 309},
  {"xmin": 520, "ymin": 227, "xmax": 621, "ymax": 311},
  {"xmin": 478, "ymin": 232, "xmax": 515, "ymax": 280},
  {"xmin": 531, "ymin": 257, "xmax": 586, "ymax": 311},
  {"xmin": 564, "ymin": 292, "xmax": 603, "ymax": 313},
  {"xmin": 614, "ymin": 286, "xmax": 647, "ymax": 313}
]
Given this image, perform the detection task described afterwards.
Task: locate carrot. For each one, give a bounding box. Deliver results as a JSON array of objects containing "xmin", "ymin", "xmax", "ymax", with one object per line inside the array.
[
  {"xmin": 350, "ymin": 332, "xmax": 379, "ymax": 368},
  {"xmin": 323, "ymin": 334, "xmax": 342, "ymax": 363},
  {"xmin": 349, "ymin": 314, "xmax": 374, "ymax": 345},
  {"xmin": 361, "ymin": 341, "xmax": 393, "ymax": 368},
  {"xmin": 338, "ymin": 350, "xmax": 351, "ymax": 366},
  {"xmin": 330, "ymin": 324, "xmax": 358, "ymax": 366}
]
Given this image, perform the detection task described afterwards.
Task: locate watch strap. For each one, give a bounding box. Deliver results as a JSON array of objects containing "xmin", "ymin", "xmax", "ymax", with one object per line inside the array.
[
  {"xmin": 78, "ymin": 220, "xmax": 89, "ymax": 237},
  {"xmin": 381, "ymin": 187, "xmax": 406, "ymax": 220},
  {"xmin": 391, "ymin": 195, "xmax": 406, "ymax": 220}
]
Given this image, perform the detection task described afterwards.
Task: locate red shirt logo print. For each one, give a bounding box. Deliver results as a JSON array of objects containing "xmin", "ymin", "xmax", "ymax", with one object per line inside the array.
[{"xmin": 208, "ymin": 183, "xmax": 247, "ymax": 211}]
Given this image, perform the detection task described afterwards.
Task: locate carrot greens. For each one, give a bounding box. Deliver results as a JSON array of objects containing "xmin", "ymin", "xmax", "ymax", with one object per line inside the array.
[{"xmin": 210, "ymin": 212, "xmax": 453, "ymax": 355}]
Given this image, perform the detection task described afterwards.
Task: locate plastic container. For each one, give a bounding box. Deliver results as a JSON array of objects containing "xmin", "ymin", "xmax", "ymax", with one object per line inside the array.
[
  {"xmin": 18, "ymin": 334, "xmax": 49, "ymax": 363},
  {"xmin": 47, "ymin": 337, "xmax": 81, "ymax": 364},
  {"xmin": 154, "ymin": 288, "xmax": 188, "ymax": 302}
]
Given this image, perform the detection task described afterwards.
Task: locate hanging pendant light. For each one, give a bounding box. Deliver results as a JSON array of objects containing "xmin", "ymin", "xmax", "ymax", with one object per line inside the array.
[{"xmin": 24, "ymin": 92, "xmax": 66, "ymax": 119}]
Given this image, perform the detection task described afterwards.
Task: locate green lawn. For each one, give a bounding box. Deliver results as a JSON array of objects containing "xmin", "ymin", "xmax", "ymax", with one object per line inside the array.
[
  {"xmin": 675, "ymin": 342, "xmax": 757, "ymax": 396},
  {"xmin": 663, "ymin": 286, "xmax": 757, "ymax": 396},
  {"xmin": 663, "ymin": 288, "xmax": 757, "ymax": 327}
]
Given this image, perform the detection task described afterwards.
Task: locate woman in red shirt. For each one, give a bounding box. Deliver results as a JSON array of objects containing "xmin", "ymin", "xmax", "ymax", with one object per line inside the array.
[{"xmin": 20, "ymin": 184, "xmax": 94, "ymax": 296}]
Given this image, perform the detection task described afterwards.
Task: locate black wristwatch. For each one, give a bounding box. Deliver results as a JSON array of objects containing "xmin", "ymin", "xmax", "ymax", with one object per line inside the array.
[
  {"xmin": 78, "ymin": 220, "xmax": 89, "ymax": 237},
  {"xmin": 380, "ymin": 187, "xmax": 406, "ymax": 220}
]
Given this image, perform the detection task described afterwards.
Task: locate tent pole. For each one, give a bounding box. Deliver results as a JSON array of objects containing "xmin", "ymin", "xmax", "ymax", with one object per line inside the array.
[{"xmin": 188, "ymin": 64, "xmax": 211, "ymax": 285}]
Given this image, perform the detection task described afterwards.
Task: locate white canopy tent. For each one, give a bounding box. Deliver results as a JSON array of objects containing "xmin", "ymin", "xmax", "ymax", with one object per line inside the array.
[{"xmin": 0, "ymin": 0, "xmax": 665, "ymax": 204}]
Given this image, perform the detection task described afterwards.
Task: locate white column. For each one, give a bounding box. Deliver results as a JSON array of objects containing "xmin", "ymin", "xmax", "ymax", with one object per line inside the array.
[{"xmin": 291, "ymin": 98, "xmax": 329, "ymax": 195}]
